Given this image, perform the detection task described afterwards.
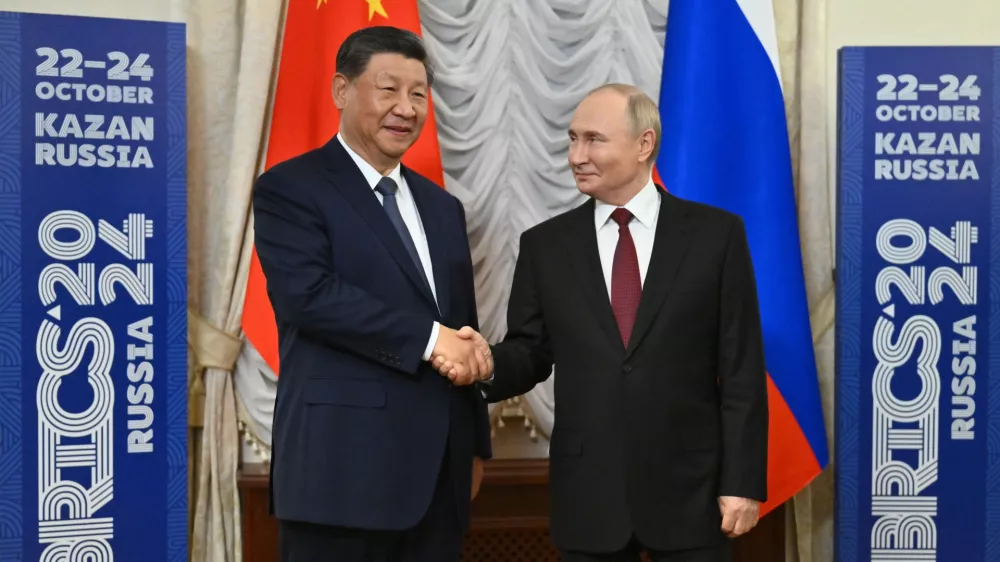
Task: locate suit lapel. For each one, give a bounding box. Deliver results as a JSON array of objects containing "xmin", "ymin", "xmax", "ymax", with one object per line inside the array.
[
  {"xmin": 322, "ymin": 139, "xmax": 439, "ymax": 313},
  {"xmin": 568, "ymin": 200, "xmax": 625, "ymax": 354},
  {"xmin": 405, "ymin": 168, "xmax": 450, "ymax": 320},
  {"xmin": 625, "ymin": 189, "xmax": 693, "ymax": 359}
]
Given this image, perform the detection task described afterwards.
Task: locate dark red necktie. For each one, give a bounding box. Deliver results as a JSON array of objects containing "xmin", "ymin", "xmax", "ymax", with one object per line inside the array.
[{"xmin": 610, "ymin": 208, "xmax": 641, "ymax": 347}]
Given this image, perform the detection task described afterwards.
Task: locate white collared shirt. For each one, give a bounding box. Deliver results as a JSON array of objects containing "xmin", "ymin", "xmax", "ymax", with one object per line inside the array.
[
  {"xmin": 483, "ymin": 177, "xmax": 661, "ymax": 388},
  {"xmin": 593, "ymin": 177, "xmax": 661, "ymax": 297},
  {"xmin": 336, "ymin": 133, "xmax": 440, "ymax": 359}
]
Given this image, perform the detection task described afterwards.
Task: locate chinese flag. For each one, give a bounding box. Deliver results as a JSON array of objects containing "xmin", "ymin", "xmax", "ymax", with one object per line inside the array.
[{"xmin": 242, "ymin": 0, "xmax": 445, "ymax": 374}]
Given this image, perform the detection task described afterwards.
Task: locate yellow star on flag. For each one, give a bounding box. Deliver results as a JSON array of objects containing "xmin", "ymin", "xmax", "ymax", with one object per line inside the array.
[
  {"xmin": 316, "ymin": 0, "xmax": 387, "ymax": 21},
  {"xmin": 366, "ymin": 0, "xmax": 388, "ymax": 21}
]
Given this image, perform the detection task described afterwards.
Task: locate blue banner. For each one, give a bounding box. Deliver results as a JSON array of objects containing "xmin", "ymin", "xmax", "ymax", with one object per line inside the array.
[
  {"xmin": 836, "ymin": 47, "xmax": 1000, "ymax": 561},
  {"xmin": 0, "ymin": 12, "xmax": 187, "ymax": 561}
]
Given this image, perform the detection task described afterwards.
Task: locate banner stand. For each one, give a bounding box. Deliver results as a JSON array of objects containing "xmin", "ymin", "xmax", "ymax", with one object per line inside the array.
[
  {"xmin": 0, "ymin": 12, "xmax": 187, "ymax": 560},
  {"xmin": 835, "ymin": 46, "xmax": 1000, "ymax": 562}
]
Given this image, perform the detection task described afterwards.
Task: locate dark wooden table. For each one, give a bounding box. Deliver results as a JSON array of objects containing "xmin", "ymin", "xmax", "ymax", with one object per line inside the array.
[{"xmin": 239, "ymin": 460, "xmax": 784, "ymax": 561}]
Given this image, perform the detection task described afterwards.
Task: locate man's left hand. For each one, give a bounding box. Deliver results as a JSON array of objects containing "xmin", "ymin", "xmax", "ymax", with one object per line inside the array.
[
  {"xmin": 472, "ymin": 456, "xmax": 485, "ymax": 500},
  {"xmin": 718, "ymin": 496, "xmax": 760, "ymax": 538}
]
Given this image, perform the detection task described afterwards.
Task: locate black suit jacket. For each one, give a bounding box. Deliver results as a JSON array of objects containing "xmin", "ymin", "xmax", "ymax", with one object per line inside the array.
[
  {"xmin": 483, "ymin": 188, "xmax": 767, "ymax": 553},
  {"xmin": 252, "ymin": 137, "xmax": 491, "ymax": 532}
]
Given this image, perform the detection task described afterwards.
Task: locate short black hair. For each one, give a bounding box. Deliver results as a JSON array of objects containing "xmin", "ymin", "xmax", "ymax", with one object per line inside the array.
[{"xmin": 336, "ymin": 26, "xmax": 434, "ymax": 86}]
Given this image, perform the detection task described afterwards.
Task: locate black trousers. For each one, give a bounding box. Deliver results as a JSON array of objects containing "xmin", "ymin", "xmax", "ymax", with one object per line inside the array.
[
  {"xmin": 278, "ymin": 451, "xmax": 462, "ymax": 562},
  {"xmin": 562, "ymin": 537, "xmax": 732, "ymax": 562}
]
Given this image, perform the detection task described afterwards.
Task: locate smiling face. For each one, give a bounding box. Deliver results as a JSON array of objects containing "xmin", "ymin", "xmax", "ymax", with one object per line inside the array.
[
  {"xmin": 567, "ymin": 87, "xmax": 657, "ymax": 205},
  {"xmin": 333, "ymin": 52, "xmax": 429, "ymax": 172}
]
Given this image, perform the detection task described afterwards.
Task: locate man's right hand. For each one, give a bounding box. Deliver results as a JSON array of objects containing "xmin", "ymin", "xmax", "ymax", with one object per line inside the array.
[{"xmin": 431, "ymin": 326, "xmax": 490, "ymax": 384}]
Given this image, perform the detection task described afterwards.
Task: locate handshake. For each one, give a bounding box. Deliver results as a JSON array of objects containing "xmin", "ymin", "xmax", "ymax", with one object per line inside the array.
[{"xmin": 430, "ymin": 326, "xmax": 493, "ymax": 386}]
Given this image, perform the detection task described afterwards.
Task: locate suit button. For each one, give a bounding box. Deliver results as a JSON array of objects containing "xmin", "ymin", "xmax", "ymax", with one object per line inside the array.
[{"xmin": 622, "ymin": 364, "xmax": 632, "ymax": 373}]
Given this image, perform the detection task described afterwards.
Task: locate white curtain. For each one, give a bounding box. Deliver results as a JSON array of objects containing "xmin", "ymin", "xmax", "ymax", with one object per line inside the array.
[
  {"xmin": 419, "ymin": 0, "xmax": 671, "ymax": 434},
  {"xmin": 184, "ymin": 0, "xmax": 285, "ymax": 561},
  {"xmin": 769, "ymin": 0, "xmax": 835, "ymax": 559}
]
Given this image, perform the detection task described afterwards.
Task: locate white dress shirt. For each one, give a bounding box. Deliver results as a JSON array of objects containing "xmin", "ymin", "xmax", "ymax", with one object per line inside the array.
[
  {"xmin": 593, "ymin": 176, "xmax": 661, "ymax": 295},
  {"xmin": 336, "ymin": 133, "xmax": 440, "ymax": 360},
  {"xmin": 483, "ymin": 176, "xmax": 660, "ymax": 387}
]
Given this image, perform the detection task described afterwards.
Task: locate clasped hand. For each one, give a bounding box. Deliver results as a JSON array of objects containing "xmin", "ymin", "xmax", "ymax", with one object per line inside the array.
[{"xmin": 431, "ymin": 326, "xmax": 492, "ymax": 385}]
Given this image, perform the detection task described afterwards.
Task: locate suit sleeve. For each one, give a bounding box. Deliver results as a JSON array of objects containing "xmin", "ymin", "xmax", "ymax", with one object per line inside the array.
[
  {"xmin": 483, "ymin": 231, "xmax": 555, "ymax": 402},
  {"xmin": 717, "ymin": 216, "xmax": 769, "ymax": 502},
  {"xmin": 455, "ymin": 201, "xmax": 492, "ymax": 460},
  {"xmin": 252, "ymin": 171, "xmax": 435, "ymax": 376}
]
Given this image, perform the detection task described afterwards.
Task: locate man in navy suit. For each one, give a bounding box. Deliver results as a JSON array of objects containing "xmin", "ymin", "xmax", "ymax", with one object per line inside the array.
[{"xmin": 252, "ymin": 26, "xmax": 493, "ymax": 562}]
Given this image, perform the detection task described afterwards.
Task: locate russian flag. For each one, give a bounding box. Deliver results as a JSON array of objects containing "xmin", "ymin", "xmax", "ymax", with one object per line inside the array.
[{"xmin": 655, "ymin": 0, "xmax": 829, "ymax": 516}]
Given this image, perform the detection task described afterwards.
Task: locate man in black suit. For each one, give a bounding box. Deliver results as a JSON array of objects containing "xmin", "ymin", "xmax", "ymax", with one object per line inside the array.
[
  {"xmin": 252, "ymin": 26, "xmax": 492, "ymax": 562},
  {"xmin": 435, "ymin": 84, "xmax": 768, "ymax": 561}
]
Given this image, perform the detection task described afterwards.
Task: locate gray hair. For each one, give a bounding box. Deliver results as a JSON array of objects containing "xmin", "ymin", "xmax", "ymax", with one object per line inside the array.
[{"xmin": 587, "ymin": 83, "xmax": 662, "ymax": 163}]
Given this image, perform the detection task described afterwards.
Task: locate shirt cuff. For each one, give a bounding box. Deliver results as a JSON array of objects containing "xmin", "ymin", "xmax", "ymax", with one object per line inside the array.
[
  {"xmin": 478, "ymin": 371, "xmax": 495, "ymax": 399},
  {"xmin": 422, "ymin": 321, "xmax": 441, "ymax": 361}
]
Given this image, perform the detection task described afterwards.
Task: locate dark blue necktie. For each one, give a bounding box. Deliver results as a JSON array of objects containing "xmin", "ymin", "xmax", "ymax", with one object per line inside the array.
[{"xmin": 375, "ymin": 176, "xmax": 431, "ymax": 292}]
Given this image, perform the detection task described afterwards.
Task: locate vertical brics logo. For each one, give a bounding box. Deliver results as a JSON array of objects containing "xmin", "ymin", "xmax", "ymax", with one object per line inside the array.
[
  {"xmin": 36, "ymin": 211, "xmax": 156, "ymax": 558},
  {"xmin": 869, "ymin": 218, "xmax": 978, "ymax": 561}
]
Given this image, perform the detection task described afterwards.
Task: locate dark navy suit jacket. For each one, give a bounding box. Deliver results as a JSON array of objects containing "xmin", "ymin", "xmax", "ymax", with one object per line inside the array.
[{"xmin": 252, "ymin": 136, "xmax": 492, "ymax": 532}]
